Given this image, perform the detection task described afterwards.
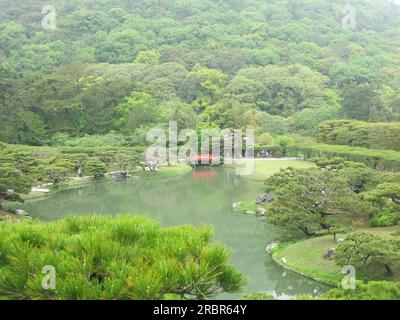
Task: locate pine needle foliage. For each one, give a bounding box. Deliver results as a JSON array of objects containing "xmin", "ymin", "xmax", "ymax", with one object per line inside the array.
[{"xmin": 0, "ymin": 215, "xmax": 247, "ymax": 300}]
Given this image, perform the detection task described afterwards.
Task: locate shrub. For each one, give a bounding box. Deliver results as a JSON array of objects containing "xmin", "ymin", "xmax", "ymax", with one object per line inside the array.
[
  {"xmin": 371, "ymin": 210, "xmax": 400, "ymax": 227},
  {"xmin": 317, "ymin": 120, "xmax": 400, "ymax": 151},
  {"xmin": 85, "ymin": 158, "xmax": 107, "ymax": 178},
  {"xmin": 290, "ymin": 142, "xmax": 400, "ymax": 171},
  {"xmin": 232, "ymin": 202, "xmax": 260, "ymax": 215},
  {"xmin": 59, "ymin": 146, "xmax": 146, "ymax": 156},
  {"xmin": 51, "ymin": 132, "xmax": 126, "ymax": 148},
  {"xmin": 318, "ymin": 281, "xmax": 400, "ymax": 300},
  {"xmin": 0, "ymin": 215, "xmax": 247, "ymax": 300}
]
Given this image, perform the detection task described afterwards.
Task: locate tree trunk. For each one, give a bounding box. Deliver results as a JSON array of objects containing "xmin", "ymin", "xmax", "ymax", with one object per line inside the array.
[
  {"xmin": 384, "ymin": 264, "xmax": 393, "ymax": 277},
  {"xmin": 320, "ymin": 222, "xmax": 331, "ymax": 230},
  {"xmin": 0, "ymin": 191, "xmax": 8, "ymax": 208}
]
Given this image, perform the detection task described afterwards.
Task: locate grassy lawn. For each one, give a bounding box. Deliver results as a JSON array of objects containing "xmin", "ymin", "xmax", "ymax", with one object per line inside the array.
[
  {"xmin": 226, "ymin": 160, "xmax": 314, "ymax": 182},
  {"xmin": 134, "ymin": 163, "xmax": 193, "ymax": 179},
  {"xmin": 233, "ymin": 201, "xmax": 259, "ymax": 213},
  {"xmin": 272, "ymin": 226, "xmax": 400, "ymax": 286},
  {"xmin": 22, "ymin": 191, "xmax": 49, "ymax": 201},
  {"xmin": 365, "ymin": 226, "xmax": 400, "ymax": 238},
  {"xmin": 272, "ymin": 236, "xmax": 342, "ymax": 285}
]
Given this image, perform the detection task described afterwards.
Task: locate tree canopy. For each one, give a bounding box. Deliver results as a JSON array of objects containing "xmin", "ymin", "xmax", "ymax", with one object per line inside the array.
[{"xmin": 1, "ymin": 0, "xmax": 400, "ymax": 144}]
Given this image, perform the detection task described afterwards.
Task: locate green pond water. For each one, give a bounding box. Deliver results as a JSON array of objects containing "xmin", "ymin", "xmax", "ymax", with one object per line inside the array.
[{"xmin": 23, "ymin": 166, "xmax": 329, "ymax": 299}]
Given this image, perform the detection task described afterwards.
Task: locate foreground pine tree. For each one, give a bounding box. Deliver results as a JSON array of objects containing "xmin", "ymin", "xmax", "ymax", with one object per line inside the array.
[{"xmin": 0, "ymin": 215, "xmax": 247, "ymax": 300}]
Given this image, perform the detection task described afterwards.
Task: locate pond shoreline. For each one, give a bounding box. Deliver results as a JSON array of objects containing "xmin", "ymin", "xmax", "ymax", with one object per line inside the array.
[
  {"xmin": 269, "ymin": 225, "xmax": 400, "ymax": 288},
  {"xmin": 270, "ymin": 245, "xmax": 337, "ymax": 287},
  {"xmin": 0, "ymin": 165, "xmax": 194, "ymax": 216},
  {"xmin": 20, "ymin": 164, "xmax": 194, "ymax": 203}
]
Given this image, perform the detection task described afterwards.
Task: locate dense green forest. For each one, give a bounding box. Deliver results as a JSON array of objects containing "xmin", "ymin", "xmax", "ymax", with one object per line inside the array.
[
  {"xmin": 2, "ymin": 0, "xmax": 400, "ymax": 302},
  {"xmin": 1, "ymin": 0, "xmax": 400, "ymax": 146}
]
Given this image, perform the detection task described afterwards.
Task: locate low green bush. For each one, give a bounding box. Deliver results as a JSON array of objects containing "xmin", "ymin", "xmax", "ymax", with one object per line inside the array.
[
  {"xmin": 371, "ymin": 210, "xmax": 400, "ymax": 227},
  {"xmin": 317, "ymin": 281, "xmax": 400, "ymax": 300},
  {"xmin": 232, "ymin": 202, "xmax": 260, "ymax": 215},
  {"xmin": 50, "ymin": 132, "xmax": 127, "ymax": 148},
  {"xmin": 290, "ymin": 142, "xmax": 400, "ymax": 171},
  {"xmin": 59, "ymin": 146, "xmax": 146, "ymax": 156},
  {"xmin": 317, "ymin": 120, "xmax": 400, "ymax": 151}
]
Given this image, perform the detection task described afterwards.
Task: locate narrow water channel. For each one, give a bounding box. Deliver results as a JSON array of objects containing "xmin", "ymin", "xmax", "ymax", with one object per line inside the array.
[{"xmin": 23, "ymin": 166, "xmax": 329, "ymax": 299}]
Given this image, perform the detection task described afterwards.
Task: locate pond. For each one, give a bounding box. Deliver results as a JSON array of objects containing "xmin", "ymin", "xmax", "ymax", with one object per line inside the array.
[{"xmin": 23, "ymin": 166, "xmax": 329, "ymax": 299}]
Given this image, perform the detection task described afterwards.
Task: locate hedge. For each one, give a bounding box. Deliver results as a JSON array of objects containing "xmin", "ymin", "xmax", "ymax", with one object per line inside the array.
[
  {"xmin": 58, "ymin": 146, "xmax": 146, "ymax": 155},
  {"xmin": 289, "ymin": 143, "xmax": 400, "ymax": 171},
  {"xmin": 2, "ymin": 144, "xmax": 146, "ymax": 159},
  {"xmin": 317, "ymin": 120, "xmax": 400, "ymax": 151}
]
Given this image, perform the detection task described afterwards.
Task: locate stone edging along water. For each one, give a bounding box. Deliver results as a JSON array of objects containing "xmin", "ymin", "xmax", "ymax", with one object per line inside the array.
[{"xmin": 269, "ymin": 246, "xmax": 336, "ymax": 287}]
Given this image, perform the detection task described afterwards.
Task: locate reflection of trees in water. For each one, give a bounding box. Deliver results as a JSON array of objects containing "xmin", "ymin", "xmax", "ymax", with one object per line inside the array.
[
  {"xmin": 32, "ymin": 168, "xmax": 256, "ymax": 220},
  {"xmin": 222, "ymin": 167, "xmax": 244, "ymax": 187},
  {"xmin": 25, "ymin": 183, "xmax": 112, "ymax": 220}
]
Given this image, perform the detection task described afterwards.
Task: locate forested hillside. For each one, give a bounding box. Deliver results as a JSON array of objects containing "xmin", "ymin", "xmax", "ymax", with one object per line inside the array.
[{"xmin": 1, "ymin": 0, "xmax": 400, "ymax": 145}]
